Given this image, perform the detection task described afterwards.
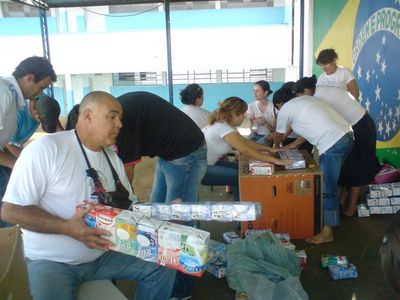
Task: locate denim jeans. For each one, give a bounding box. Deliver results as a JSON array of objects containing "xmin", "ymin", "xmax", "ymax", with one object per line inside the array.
[
  {"xmin": 319, "ymin": 132, "xmax": 354, "ymax": 226},
  {"xmin": 150, "ymin": 144, "xmax": 207, "ymax": 204},
  {"xmin": 0, "ymin": 166, "xmax": 12, "ymax": 228},
  {"xmin": 201, "ymin": 160, "xmax": 239, "ymax": 202},
  {"xmin": 26, "ymin": 251, "xmax": 176, "ymax": 300}
]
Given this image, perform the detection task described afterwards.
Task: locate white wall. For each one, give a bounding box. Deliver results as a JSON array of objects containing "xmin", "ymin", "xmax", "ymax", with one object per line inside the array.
[{"xmin": 0, "ymin": 25, "xmax": 291, "ymax": 75}]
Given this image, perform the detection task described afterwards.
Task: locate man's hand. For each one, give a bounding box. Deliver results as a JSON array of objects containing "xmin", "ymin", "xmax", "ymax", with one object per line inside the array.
[{"xmin": 65, "ymin": 207, "xmax": 113, "ymax": 251}]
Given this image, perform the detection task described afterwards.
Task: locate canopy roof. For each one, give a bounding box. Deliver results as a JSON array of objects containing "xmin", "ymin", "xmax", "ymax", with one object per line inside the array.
[{"xmin": 12, "ymin": 0, "xmax": 198, "ymax": 9}]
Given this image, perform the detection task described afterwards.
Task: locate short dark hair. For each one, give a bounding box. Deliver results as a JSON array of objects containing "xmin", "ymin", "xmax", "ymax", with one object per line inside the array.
[
  {"xmin": 380, "ymin": 211, "xmax": 400, "ymax": 293},
  {"xmin": 255, "ymin": 80, "xmax": 273, "ymax": 96},
  {"xmin": 180, "ymin": 83, "xmax": 203, "ymax": 105},
  {"xmin": 12, "ymin": 56, "xmax": 57, "ymax": 83},
  {"xmin": 292, "ymin": 75, "xmax": 317, "ymax": 94},
  {"xmin": 66, "ymin": 104, "xmax": 80, "ymax": 130},
  {"xmin": 272, "ymin": 86, "xmax": 296, "ymax": 109},
  {"xmin": 316, "ymin": 49, "xmax": 338, "ymax": 65}
]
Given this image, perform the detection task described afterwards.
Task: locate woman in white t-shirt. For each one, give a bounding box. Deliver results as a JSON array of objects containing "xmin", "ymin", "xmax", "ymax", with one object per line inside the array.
[
  {"xmin": 202, "ymin": 97, "xmax": 292, "ymax": 202},
  {"xmin": 317, "ymin": 49, "xmax": 378, "ymax": 218},
  {"xmin": 316, "ymin": 48, "xmax": 360, "ymax": 100},
  {"xmin": 247, "ymin": 80, "xmax": 276, "ymax": 144},
  {"xmin": 180, "ymin": 83, "xmax": 211, "ymax": 129},
  {"xmin": 273, "ymin": 83, "xmax": 354, "ymax": 245}
]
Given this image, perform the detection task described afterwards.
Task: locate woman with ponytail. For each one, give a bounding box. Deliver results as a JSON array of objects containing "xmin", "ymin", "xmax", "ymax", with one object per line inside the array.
[{"xmin": 201, "ymin": 96, "xmax": 292, "ymax": 202}]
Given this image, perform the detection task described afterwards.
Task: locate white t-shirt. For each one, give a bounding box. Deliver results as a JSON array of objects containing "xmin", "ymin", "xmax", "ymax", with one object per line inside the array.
[
  {"xmin": 315, "ymin": 86, "xmax": 365, "ymax": 126},
  {"xmin": 246, "ymin": 100, "xmax": 276, "ymax": 135},
  {"xmin": 276, "ymin": 95, "xmax": 352, "ymax": 155},
  {"xmin": 316, "ymin": 66, "xmax": 355, "ymax": 90},
  {"xmin": 202, "ymin": 122, "xmax": 235, "ymax": 165},
  {"xmin": 0, "ymin": 77, "xmax": 25, "ymax": 149},
  {"xmin": 181, "ymin": 105, "xmax": 211, "ymax": 129},
  {"xmin": 3, "ymin": 130, "xmax": 136, "ymax": 264}
]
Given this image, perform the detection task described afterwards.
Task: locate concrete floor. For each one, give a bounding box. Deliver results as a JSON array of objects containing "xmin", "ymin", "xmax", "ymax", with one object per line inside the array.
[{"xmin": 116, "ymin": 157, "xmax": 398, "ymax": 300}]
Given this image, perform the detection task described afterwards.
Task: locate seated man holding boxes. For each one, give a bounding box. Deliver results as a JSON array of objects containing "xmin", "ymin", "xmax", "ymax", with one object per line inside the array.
[{"xmin": 1, "ymin": 91, "xmax": 175, "ymax": 300}]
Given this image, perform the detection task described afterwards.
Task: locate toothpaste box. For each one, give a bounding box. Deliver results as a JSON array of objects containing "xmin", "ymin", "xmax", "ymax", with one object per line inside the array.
[
  {"xmin": 249, "ymin": 160, "xmax": 275, "ymax": 175},
  {"xmin": 190, "ymin": 203, "xmax": 212, "ymax": 221},
  {"xmin": 170, "ymin": 204, "xmax": 192, "ymax": 221},
  {"xmin": 136, "ymin": 216, "xmax": 163, "ymax": 262},
  {"xmin": 131, "ymin": 203, "xmax": 152, "ymax": 218},
  {"xmin": 211, "ymin": 202, "xmax": 234, "ymax": 221},
  {"xmin": 158, "ymin": 222, "xmax": 209, "ymax": 277},
  {"xmin": 152, "ymin": 204, "xmax": 172, "ymax": 220}
]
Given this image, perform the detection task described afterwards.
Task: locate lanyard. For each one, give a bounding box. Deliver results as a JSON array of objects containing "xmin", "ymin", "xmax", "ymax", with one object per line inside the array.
[{"xmin": 74, "ymin": 130, "xmax": 120, "ymax": 193}]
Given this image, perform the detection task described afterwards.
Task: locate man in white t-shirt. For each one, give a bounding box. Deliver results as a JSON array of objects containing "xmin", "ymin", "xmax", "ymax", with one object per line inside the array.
[
  {"xmin": 273, "ymin": 87, "xmax": 354, "ymax": 245},
  {"xmin": 1, "ymin": 91, "xmax": 175, "ymax": 300},
  {"xmin": 0, "ymin": 56, "xmax": 57, "ymax": 227}
]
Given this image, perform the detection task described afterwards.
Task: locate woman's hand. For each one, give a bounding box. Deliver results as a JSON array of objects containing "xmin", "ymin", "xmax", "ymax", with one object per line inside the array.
[{"xmin": 274, "ymin": 158, "xmax": 294, "ymax": 166}]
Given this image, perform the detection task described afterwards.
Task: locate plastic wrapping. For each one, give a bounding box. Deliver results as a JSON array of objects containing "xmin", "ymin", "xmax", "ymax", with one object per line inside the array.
[{"xmin": 226, "ymin": 232, "xmax": 308, "ymax": 300}]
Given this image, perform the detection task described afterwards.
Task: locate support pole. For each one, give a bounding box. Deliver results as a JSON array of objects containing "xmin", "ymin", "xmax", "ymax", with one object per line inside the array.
[
  {"xmin": 165, "ymin": 2, "xmax": 174, "ymax": 104},
  {"xmin": 39, "ymin": 8, "xmax": 54, "ymax": 97}
]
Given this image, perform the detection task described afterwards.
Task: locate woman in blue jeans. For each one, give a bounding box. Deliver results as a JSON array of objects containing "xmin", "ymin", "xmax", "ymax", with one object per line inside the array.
[
  {"xmin": 201, "ymin": 97, "xmax": 293, "ymax": 202},
  {"xmin": 273, "ymin": 82, "xmax": 354, "ymax": 244}
]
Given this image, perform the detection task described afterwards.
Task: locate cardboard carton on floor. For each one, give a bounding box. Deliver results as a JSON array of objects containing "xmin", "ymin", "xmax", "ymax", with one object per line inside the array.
[{"xmin": 0, "ymin": 226, "xmax": 32, "ymax": 299}]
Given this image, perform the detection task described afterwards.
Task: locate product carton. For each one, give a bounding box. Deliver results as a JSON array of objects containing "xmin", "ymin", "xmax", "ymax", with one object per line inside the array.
[
  {"xmin": 136, "ymin": 216, "xmax": 163, "ymax": 262},
  {"xmin": 158, "ymin": 222, "xmax": 209, "ymax": 276},
  {"xmin": 114, "ymin": 210, "xmax": 142, "ymax": 256}
]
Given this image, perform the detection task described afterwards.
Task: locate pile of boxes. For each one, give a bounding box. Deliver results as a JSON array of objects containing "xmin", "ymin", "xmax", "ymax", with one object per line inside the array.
[
  {"xmin": 77, "ymin": 201, "xmax": 209, "ymax": 277},
  {"xmin": 358, "ymin": 182, "xmax": 400, "ymax": 216}
]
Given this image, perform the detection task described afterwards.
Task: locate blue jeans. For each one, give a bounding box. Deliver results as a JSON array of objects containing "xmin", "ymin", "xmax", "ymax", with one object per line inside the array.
[
  {"xmin": 201, "ymin": 160, "xmax": 239, "ymax": 202},
  {"xmin": 150, "ymin": 144, "xmax": 206, "ymax": 299},
  {"xmin": 150, "ymin": 144, "xmax": 207, "ymax": 204},
  {"xmin": 319, "ymin": 132, "xmax": 354, "ymax": 226},
  {"xmin": 26, "ymin": 251, "xmax": 176, "ymax": 300},
  {"xmin": 0, "ymin": 166, "xmax": 12, "ymax": 228}
]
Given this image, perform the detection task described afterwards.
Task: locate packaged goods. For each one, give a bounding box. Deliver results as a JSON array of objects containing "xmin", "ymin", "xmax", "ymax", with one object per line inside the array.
[
  {"xmin": 136, "ymin": 217, "xmax": 163, "ymax": 262},
  {"xmin": 77, "ymin": 201, "xmax": 122, "ymax": 244},
  {"xmin": 151, "ymin": 204, "xmax": 172, "ymax": 220},
  {"xmin": 170, "ymin": 204, "xmax": 192, "ymax": 221},
  {"xmin": 190, "ymin": 203, "xmax": 212, "ymax": 220},
  {"xmin": 158, "ymin": 222, "xmax": 210, "ymax": 277},
  {"xmin": 248, "ymin": 160, "xmax": 274, "ymax": 175},
  {"xmin": 357, "ymin": 204, "xmax": 370, "ymax": 217},
  {"xmin": 223, "ymin": 231, "xmax": 240, "ymax": 244},
  {"xmin": 206, "ymin": 240, "xmax": 227, "ymax": 278},
  {"xmin": 131, "ymin": 203, "xmax": 152, "ymax": 218},
  {"xmin": 321, "ymin": 255, "xmax": 348, "ymax": 268},
  {"xmin": 328, "ymin": 263, "xmax": 358, "ymax": 280},
  {"xmin": 278, "ymin": 149, "xmax": 306, "ymax": 170},
  {"xmin": 114, "ymin": 210, "xmax": 142, "ymax": 256},
  {"xmin": 133, "ymin": 201, "xmax": 262, "ymax": 222}
]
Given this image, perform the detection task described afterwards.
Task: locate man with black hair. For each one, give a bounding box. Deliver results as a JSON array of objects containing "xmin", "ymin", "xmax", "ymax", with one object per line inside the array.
[{"xmin": 0, "ymin": 56, "xmax": 57, "ymax": 227}]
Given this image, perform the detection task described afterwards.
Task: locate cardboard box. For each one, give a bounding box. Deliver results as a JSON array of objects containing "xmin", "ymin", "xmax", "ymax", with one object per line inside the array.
[
  {"xmin": 0, "ymin": 226, "xmax": 32, "ymax": 300},
  {"xmin": 239, "ymin": 151, "xmax": 322, "ymax": 239}
]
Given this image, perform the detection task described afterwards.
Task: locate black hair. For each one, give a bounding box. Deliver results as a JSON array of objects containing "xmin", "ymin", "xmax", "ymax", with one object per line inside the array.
[
  {"xmin": 380, "ymin": 211, "xmax": 400, "ymax": 293},
  {"xmin": 281, "ymin": 81, "xmax": 295, "ymax": 92},
  {"xmin": 180, "ymin": 83, "xmax": 203, "ymax": 105},
  {"xmin": 255, "ymin": 80, "xmax": 273, "ymax": 96},
  {"xmin": 66, "ymin": 104, "xmax": 80, "ymax": 130},
  {"xmin": 292, "ymin": 75, "xmax": 317, "ymax": 94},
  {"xmin": 272, "ymin": 86, "xmax": 296, "ymax": 109},
  {"xmin": 316, "ymin": 49, "xmax": 338, "ymax": 65},
  {"xmin": 12, "ymin": 56, "xmax": 57, "ymax": 83}
]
